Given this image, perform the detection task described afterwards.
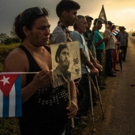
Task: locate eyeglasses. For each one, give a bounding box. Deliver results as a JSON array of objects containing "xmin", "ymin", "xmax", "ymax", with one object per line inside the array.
[{"xmin": 20, "ymin": 7, "xmax": 49, "ymax": 26}]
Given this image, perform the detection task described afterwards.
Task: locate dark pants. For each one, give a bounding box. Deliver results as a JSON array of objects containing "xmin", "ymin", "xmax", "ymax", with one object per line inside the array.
[
  {"xmin": 96, "ymin": 49, "xmax": 103, "ymax": 87},
  {"xmin": 76, "ymin": 74, "xmax": 96, "ymax": 117},
  {"xmin": 105, "ymin": 49, "xmax": 113, "ymax": 75},
  {"xmin": 120, "ymin": 46, "xmax": 127, "ymax": 61},
  {"xmin": 96, "ymin": 49, "xmax": 103, "ymax": 65}
]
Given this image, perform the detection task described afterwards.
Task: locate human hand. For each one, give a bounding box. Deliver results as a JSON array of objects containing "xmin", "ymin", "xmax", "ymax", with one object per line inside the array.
[
  {"xmin": 117, "ymin": 42, "xmax": 121, "ymax": 46},
  {"xmin": 66, "ymin": 101, "xmax": 78, "ymax": 119},
  {"xmin": 32, "ymin": 69, "xmax": 53, "ymax": 89},
  {"xmin": 103, "ymin": 36, "xmax": 110, "ymax": 41},
  {"xmin": 95, "ymin": 63, "xmax": 103, "ymax": 72},
  {"xmin": 90, "ymin": 67, "xmax": 99, "ymax": 76}
]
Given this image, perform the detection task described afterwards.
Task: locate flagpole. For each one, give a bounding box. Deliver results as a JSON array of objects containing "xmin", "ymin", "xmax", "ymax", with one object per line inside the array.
[
  {"xmin": 98, "ymin": 5, "xmax": 108, "ymax": 29},
  {"xmin": 67, "ymin": 82, "xmax": 75, "ymax": 128},
  {"xmin": 102, "ymin": 5, "xmax": 108, "ymax": 29},
  {"xmin": 0, "ymin": 72, "xmax": 39, "ymax": 74}
]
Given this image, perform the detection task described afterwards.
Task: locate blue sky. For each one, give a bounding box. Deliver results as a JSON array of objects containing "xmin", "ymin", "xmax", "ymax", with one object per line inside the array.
[{"xmin": 0, "ymin": 0, "xmax": 135, "ymax": 36}]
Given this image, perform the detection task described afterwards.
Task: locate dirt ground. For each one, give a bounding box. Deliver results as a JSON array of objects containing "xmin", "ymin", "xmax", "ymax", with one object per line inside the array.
[{"xmin": 79, "ymin": 35, "xmax": 135, "ymax": 135}]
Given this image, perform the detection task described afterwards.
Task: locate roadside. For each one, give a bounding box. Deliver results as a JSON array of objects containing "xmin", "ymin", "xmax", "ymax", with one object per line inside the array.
[{"xmin": 81, "ymin": 36, "xmax": 135, "ymax": 135}]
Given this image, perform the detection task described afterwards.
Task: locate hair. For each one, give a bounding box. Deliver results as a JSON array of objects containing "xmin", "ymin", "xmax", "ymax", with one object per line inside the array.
[
  {"xmin": 14, "ymin": 7, "xmax": 49, "ymax": 42},
  {"xmin": 73, "ymin": 15, "xmax": 85, "ymax": 30},
  {"xmin": 93, "ymin": 18, "xmax": 102, "ymax": 25},
  {"xmin": 111, "ymin": 25, "xmax": 116, "ymax": 31},
  {"xmin": 56, "ymin": 0, "xmax": 80, "ymax": 17},
  {"xmin": 55, "ymin": 44, "xmax": 69, "ymax": 63}
]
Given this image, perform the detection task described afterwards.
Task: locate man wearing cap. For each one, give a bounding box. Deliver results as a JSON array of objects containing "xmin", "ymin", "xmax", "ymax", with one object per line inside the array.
[
  {"xmin": 83, "ymin": 15, "xmax": 99, "ymax": 102},
  {"xmin": 84, "ymin": 15, "xmax": 97, "ymax": 60},
  {"xmin": 93, "ymin": 18, "xmax": 109, "ymax": 87},
  {"xmin": 104, "ymin": 21, "xmax": 117, "ymax": 77},
  {"xmin": 53, "ymin": 44, "xmax": 71, "ymax": 88},
  {"xmin": 94, "ymin": 18, "xmax": 109, "ymax": 65},
  {"xmin": 71, "ymin": 15, "xmax": 102, "ymax": 120},
  {"xmin": 117, "ymin": 26, "xmax": 128, "ymax": 62}
]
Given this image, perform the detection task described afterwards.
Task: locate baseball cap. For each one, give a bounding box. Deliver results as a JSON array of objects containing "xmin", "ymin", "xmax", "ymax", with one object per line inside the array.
[
  {"xmin": 107, "ymin": 21, "xmax": 113, "ymax": 26},
  {"xmin": 85, "ymin": 15, "xmax": 93, "ymax": 20}
]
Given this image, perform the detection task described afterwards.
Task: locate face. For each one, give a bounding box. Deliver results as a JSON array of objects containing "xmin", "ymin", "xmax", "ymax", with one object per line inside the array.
[
  {"xmin": 58, "ymin": 48, "xmax": 70, "ymax": 70},
  {"xmin": 97, "ymin": 22, "xmax": 102, "ymax": 30},
  {"xmin": 86, "ymin": 18, "xmax": 92, "ymax": 28},
  {"xmin": 78, "ymin": 18, "xmax": 88, "ymax": 34},
  {"xmin": 65, "ymin": 9, "xmax": 78, "ymax": 26},
  {"xmin": 26, "ymin": 16, "xmax": 50, "ymax": 47}
]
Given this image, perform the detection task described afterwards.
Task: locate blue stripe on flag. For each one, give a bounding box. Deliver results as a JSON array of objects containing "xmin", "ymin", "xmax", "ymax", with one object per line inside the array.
[
  {"xmin": 112, "ymin": 29, "xmax": 119, "ymax": 36},
  {"xmin": 15, "ymin": 74, "xmax": 22, "ymax": 117},
  {"xmin": 3, "ymin": 95, "xmax": 9, "ymax": 117}
]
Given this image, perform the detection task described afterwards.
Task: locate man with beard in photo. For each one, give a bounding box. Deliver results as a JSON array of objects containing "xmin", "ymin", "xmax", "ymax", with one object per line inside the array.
[{"xmin": 53, "ymin": 44, "xmax": 71, "ymax": 88}]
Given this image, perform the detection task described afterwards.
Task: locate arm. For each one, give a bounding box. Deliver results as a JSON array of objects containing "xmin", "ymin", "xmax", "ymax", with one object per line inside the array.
[
  {"xmin": 4, "ymin": 48, "xmax": 52, "ymax": 103},
  {"xmin": 88, "ymin": 49, "xmax": 102, "ymax": 71},
  {"xmin": 71, "ymin": 31, "xmax": 99, "ymax": 76},
  {"xmin": 95, "ymin": 30, "xmax": 110, "ymax": 47}
]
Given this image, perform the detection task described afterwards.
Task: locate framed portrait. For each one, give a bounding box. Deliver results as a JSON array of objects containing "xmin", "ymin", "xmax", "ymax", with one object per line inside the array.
[{"xmin": 50, "ymin": 41, "xmax": 81, "ymax": 88}]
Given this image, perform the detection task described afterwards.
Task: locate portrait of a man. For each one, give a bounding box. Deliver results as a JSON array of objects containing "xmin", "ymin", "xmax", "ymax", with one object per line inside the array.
[{"xmin": 52, "ymin": 44, "xmax": 71, "ymax": 88}]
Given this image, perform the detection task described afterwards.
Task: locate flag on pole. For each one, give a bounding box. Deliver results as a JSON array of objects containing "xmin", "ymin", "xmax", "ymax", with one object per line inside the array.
[
  {"xmin": 98, "ymin": 5, "xmax": 107, "ymax": 25},
  {"xmin": 0, "ymin": 73, "xmax": 22, "ymax": 117},
  {"xmin": 111, "ymin": 29, "xmax": 119, "ymax": 36}
]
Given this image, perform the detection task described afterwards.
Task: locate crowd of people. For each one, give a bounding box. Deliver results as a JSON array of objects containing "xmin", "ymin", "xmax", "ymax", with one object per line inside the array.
[{"xmin": 4, "ymin": 0, "xmax": 129, "ymax": 135}]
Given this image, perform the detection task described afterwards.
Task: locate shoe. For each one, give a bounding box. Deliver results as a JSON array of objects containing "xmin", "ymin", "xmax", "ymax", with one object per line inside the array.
[
  {"xmin": 74, "ymin": 117, "xmax": 87, "ymax": 127},
  {"xmin": 81, "ymin": 116, "xmax": 89, "ymax": 122},
  {"xmin": 107, "ymin": 73, "xmax": 117, "ymax": 77},
  {"xmin": 100, "ymin": 86, "xmax": 106, "ymax": 90}
]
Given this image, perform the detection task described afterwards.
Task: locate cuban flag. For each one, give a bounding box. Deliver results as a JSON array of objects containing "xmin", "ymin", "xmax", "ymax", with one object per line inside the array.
[
  {"xmin": 112, "ymin": 29, "xmax": 119, "ymax": 36},
  {"xmin": 0, "ymin": 73, "xmax": 22, "ymax": 117}
]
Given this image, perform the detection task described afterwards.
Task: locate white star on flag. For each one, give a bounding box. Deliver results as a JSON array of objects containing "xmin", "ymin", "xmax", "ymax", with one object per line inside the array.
[{"xmin": 0, "ymin": 76, "xmax": 10, "ymax": 86}]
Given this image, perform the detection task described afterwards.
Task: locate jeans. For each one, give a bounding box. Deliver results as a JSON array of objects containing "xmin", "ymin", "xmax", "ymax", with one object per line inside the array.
[
  {"xmin": 96, "ymin": 49, "xmax": 103, "ymax": 87},
  {"xmin": 96, "ymin": 49, "xmax": 103, "ymax": 65},
  {"xmin": 77, "ymin": 74, "xmax": 95, "ymax": 117},
  {"xmin": 120, "ymin": 46, "xmax": 127, "ymax": 61}
]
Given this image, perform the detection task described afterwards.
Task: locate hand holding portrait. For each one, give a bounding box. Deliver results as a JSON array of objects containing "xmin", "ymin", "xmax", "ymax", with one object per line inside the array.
[
  {"xmin": 32, "ymin": 70, "xmax": 52, "ymax": 89},
  {"xmin": 66, "ymin": 100, "xmax": 78, "ymax": 119}
]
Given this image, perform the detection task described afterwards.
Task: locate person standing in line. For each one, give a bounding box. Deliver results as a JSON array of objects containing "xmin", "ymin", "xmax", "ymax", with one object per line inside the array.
[
  {"xmin": 111, "ymin": 25, "xmax": 121, "ymax": 72},
  {"xmin": 51, "ymin": 1, "xmax": 99, "ymax": 130},
  {"xmin": 51, "ymin": 0, "xmax": 80, "ymax": 134},
  {"xmin": 51, "ymin": 0, "xmax": 79, "ymax": 118},
  {"xmin": 104, "ymin": 21, "xmax": 118, "ymax": 77},
  {"xmin": 71, "ymin": 15, "xmax": 102, "ymax": 119},
  {"xmin": 4, "ymin": 7, "xmax": 76, "ymax": 135},
  {"xmin": 118, "ymin": 26, "xmax": 128, "ymax": 62},
  {"xmin": 93, "ymin": 18, "xmax": 109, "ymax": 86},
  {"xmin": 83, "ymin": 15, "xmax": 97, "ymax": 60},
  {"xmin": 83, "ymin": 15, "xmax": 99, "ymax": 103}
]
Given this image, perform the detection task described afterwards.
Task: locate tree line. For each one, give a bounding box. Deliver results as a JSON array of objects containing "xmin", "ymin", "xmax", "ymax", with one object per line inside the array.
[{"xmin": 0, "ymin": 30, "xmax": 20, "ymax": 45}]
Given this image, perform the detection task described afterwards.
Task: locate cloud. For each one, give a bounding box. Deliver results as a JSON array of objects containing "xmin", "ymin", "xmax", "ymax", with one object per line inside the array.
[{"xmin": 0, "ymin": 0, "xmax": 135, "ymax": 35}]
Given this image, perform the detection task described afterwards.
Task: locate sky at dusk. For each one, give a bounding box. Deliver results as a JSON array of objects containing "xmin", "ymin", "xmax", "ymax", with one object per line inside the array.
[{"xmin": 0, "ymin": 0, "xmax": 135, "ymax": 36}]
